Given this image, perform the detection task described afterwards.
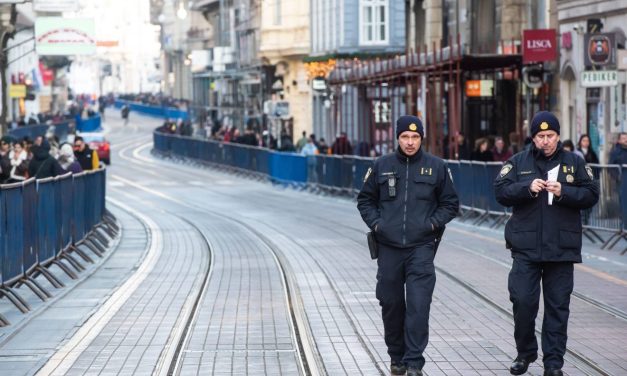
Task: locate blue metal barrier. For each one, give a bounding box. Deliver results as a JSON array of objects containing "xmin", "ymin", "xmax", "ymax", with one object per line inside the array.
[
  {"xmin": 116, "ymin": 100, "xmax": 189, "ymax": 120},
  {"xmin": 269, "ymin": 153, "xmax": 307, "ymax": 183},
  {"xmin": 340, "ymin": 158, "xmax": 355, "ymax": 190},
  {"xmin": 458, "ymin": 161, "xmax": 474, "ymax": 211},
  {"xmin": 470, "ymin": 162, "xmax": 489, "ymax": 213},
  {"xmin": 2, "ymin": 183, "xmax": 26, "ymax": 285},
  {"xmin": 353, "ymin": 158, "xmax": 375, "ymax": 192},
  {"xmin": 445, "ymin": 160, "xmax": 462, "ymax": 193},
  {"xmin": 76, "ymin": 116, "xmax": 102, "ymax": 132},
  {"xmin": 72, "ymin": 173, "xmax": 87, "ymax": 242},
  {"xmin": 152, "ymin": 130, "xmax": 627, "ymax": 252},
  {"xmin": 9, "ymin": 122, "xmax": 71, "ymax": 143},
  {"xmin": 485, "ymin": 162, "xmax": 507, "ymax": 215},
  {"xmin": 57, "ymin": 173, "xmax": 73, "ymax": 251},
  {"xmin": 36, "ymin": 178, "xmax": 57, "ymax": 267},
  {"xmin": 623, "ymin": 166, "xmax": 627, "ymax": 231},
  {"xmin": 0, "ymin": 167, "xmax": 109, "ymax": 314}
]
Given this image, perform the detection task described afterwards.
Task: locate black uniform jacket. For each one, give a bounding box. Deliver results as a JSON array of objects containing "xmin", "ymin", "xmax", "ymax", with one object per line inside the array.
[
  {"xmin": 357, "ymin": 147, "xmax": 459, "ymax": 249},
  {"xmin": 494, "ymin": 144, "xmax": 599, "ymax": 262}
]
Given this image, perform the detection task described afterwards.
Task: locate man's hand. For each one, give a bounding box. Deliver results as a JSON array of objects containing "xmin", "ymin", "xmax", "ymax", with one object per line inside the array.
[
  {"xmin": 530, "ymin": 179, "xmax": 547, "ymax": 193},
  {"xmin": 545, "ymin": 181, "xmax": 562, "ymax": 197}
]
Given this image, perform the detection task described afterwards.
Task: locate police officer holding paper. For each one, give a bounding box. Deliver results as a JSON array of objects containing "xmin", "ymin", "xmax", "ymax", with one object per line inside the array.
[
  {"xmin": 357, "ymin": 115, "xmax": 458, "ymax": 376},
  {"xmin": 494, "ymin": 111, "xmax": 599, "ymax": 376}
]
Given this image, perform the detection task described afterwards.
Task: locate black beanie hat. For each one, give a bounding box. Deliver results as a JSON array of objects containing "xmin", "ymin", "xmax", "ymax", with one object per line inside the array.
[
  {"xmin": 396, "ymin": 115, "xmax": 424, "ymax": 139},
  {"xmin": 530, "ymin": 111, "xmax": 560, "ymax": 137}
]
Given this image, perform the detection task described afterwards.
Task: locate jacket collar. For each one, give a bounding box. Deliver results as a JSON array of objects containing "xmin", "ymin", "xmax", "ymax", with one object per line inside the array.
[{"xmin": 395, "ymin": 146, "xmax": 423, "ymax": 163}]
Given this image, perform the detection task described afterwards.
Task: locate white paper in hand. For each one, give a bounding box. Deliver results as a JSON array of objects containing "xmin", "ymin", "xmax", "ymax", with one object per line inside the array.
[{"xmin": 547, "ymin": 165, "xmax": 559, "ymax": 205}]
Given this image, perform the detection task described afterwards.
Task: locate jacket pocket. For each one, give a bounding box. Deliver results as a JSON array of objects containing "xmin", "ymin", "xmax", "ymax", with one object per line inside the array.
[
  {"xmin": 559, "ymin": 229, "xmax": 581, "ymax": 249},
  {"xmin": 413, "ymin": 173, "xmax": 436, "ymax": 200},
  {"xmin": 509, "ymin": 230, "xmax": 536, "ymax": 250}
]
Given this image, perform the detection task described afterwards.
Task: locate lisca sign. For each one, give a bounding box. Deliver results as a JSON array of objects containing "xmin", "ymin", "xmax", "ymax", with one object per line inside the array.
[{"xmin": 523, "ymin": 29, "xmax": 557, "ymax": 64}]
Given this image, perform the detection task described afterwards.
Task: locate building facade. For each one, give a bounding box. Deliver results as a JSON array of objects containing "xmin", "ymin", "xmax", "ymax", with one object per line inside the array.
[
  {"xmin": 259, "ymin": 0, "xmax": 311, "ymax": 140},
  {"xmin": 557, "ymin": 0, "xmax": 627, "ymax": 162},
  {"xmin": 309, "ymin": 0, "xmax": 406, "ymax": 148}
]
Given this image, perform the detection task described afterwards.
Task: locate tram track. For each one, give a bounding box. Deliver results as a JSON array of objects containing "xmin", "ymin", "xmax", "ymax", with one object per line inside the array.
[
  {"xmin": 111, "ymin": 121, "xmax": 624, "ymax": 375},
  {"xmin": 111, "ymin": 138, "xmax": 315, "ymax": 375}
]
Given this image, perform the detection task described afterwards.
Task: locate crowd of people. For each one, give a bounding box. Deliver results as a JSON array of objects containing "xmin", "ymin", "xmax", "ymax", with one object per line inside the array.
[
  {"xmin": 117, "ymin": 93, "xmax": 189, "ymax": 110},
  {"xmin": 448, "ymin": 131, "xmax": 627, "ymax": 165},
  {"xmin": 0, "ymin": 133, "xmax": 101, "ymax": 184}
]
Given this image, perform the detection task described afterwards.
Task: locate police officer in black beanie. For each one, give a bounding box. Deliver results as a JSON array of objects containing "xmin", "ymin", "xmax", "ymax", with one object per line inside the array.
[
  {"xmin": 494, "ymin": 111, "xmax": 599, "ymax": 376},
  {"xmin": 357, "ymin": 115, "xmax": 459, "ymax": 376}
]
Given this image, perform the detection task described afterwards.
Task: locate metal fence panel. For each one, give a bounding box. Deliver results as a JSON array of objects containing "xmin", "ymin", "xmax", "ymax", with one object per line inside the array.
[
  {"xmin": 470, "ymin": 162, "xmax": 489, "ymax": 212},
  {"xmin": 586, "ymin": 164, "xmax": 622, "ymax": 233},
  {"xmin": 57, "ymin": 173, "xmax": 73, "ymax": 251},
  {"xmin": 36, "ymin": 179, "xmax": 57, "ymax": 265},
  {"xmin": 72, "ymin": 173, "xmax": 87, "ymax": 242},
  {"xmin": 0, "ymin": 186, "xmax": 5, "ymax": 284},
  {"xmin": 2, "ymin": 185, "xmax": 25, "ymax": 284},
  {"xmin": 353, "ymin": 158, "xmax": 375, "ymax": 191},
  {"xmin": 486, "ymin": 162, "xmax": 506, "ymax": 213},
  {"xmin": 458, "ymin": 161, "xmax": 474, "ymax": 210}
]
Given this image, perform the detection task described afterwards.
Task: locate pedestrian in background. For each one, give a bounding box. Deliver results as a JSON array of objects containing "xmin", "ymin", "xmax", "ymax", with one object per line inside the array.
[
  {"xmin": 28, "ymin": 140, "xmax": 64, "ymax": 179},
  {"xmin": 609, "ymin": 132, "xmax": 627, "ymax": 165},
  {"xmin": 576, "ymin": 134, "xmax": 599, "ymax": 164},
  {"xmin": 74, "ymin": 136, "xmax": 100, "ymax": 171},
  {"xmin": 58, "ymin": 143, "xmax": 83, "ymax": 174},
  {"xmin": 471, "ymin": 137, "xmax": 494, "ymax": 161},
  {"xmin": 357, "ymin": 115, "xmax": 459, "ymax": 376},
  {"xmin": 494, "ymin": 111, "xmax": 599, "ymax": 376},
  {"xmin": 493, "ymin": 136, "xmax": 513, "ymax": 162}
]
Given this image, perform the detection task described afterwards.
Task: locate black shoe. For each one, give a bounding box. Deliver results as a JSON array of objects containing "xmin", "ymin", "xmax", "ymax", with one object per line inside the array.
[
  {"xmin": 543, "ymin": 369, "xmax": 563, "ymax": 376},
  {"xmin": 509, "ymin": 356, "xmax": 537, "ymax": 375},
  {"xmin": 406, "ymin": 366, "xmax": 423, "ymax": 376},
  {"xmin": 390, "ymin": 361, "xmax": 406, "ymax": 375}
]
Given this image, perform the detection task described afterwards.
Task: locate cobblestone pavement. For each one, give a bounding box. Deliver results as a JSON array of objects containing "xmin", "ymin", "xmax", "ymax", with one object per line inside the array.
[{"xmin": 1, "ymin": 111, "xmax": 625, "ymax": 376}]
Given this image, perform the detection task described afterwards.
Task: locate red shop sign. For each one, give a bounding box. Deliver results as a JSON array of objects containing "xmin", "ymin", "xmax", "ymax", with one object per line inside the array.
[{"xmin": 523, "ymin": 29, "xmax": 557, "ymax": 64}]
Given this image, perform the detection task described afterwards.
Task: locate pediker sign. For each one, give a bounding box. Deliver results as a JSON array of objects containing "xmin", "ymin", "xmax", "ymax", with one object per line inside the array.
[{"xmin": 523, "ymin": 29, "xmax": 557, "ymax": 64}]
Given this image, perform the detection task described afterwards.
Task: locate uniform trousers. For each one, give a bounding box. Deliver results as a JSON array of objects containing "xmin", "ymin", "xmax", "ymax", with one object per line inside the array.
[
  {"xmin": 376, "ymin": 241, "xmax": 436, "ymax": 369},
  {"xmin": 508, "ymin": 258, "xmax": 574, "ymax": 369}
]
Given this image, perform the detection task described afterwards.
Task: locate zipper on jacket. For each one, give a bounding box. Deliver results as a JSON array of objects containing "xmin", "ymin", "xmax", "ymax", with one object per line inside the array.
[{"xmin": 402, "ymin": 157, "xmax": 409, "ymax": 246}]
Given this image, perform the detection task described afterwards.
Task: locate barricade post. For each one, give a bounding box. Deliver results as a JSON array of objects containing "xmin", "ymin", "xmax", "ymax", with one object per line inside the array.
[
  {"xmin": 57, "ymin": 173, "xmax": 74, "ymax": 251},
  {"xmin": 72, "ymin": 173, "xmax": 87, "ymax": 243}
]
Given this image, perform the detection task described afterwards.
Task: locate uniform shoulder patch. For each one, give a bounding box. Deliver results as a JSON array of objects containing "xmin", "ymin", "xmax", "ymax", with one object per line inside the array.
[
  {"xmin": 499, "ymin": 163, "xmax": 513, "ymax": 178},
  {"xmin": 363, "ymin": 167, "xmax": 373, "ymax": 183},
  {"xmin": 585, "ymin": 165, "xmax": 594, "ymax": 180}
]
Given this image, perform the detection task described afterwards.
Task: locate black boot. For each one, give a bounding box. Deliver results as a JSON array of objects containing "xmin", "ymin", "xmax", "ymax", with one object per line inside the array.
[
  {"xmin": 390, "ymin": 361, "xmax": 406, "ymax": 375},
  {"xmin": 543, "ymin": 369, "xmax": 563, "ymax": 376},
  {"xmin": 406, "ymin": 366, "xmax": 423, "ymax": 376},
  {"xmin": 509, "ymin": 355, "xmax": 537, "ymax": 375}
]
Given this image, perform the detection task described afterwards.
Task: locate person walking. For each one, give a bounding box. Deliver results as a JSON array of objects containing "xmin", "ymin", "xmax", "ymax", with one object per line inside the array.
[
  {"xmin": 357, "ymin": 115, "xmax": 459, "ymax": 376},
  {"xmin": 494, "ymin": 111, "xmax": 599, "ymax": 376}
]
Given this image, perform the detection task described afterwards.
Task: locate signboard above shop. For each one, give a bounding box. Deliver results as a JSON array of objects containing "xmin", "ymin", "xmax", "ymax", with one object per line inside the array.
[
  {"xmin": 581, "ymin": 70, "xmax": 618, "ymax": 87},
  {"xmin": 35, "ymin": 18, "xmax": 96, "ymax": 56},
  {"xmin": 523, "ymin": 29, "xmax": 557, "ymax": 64},
  {"xmin": 34, "ymin": 0, "xmax": 78, "ymax": 12},
  {"xmin": 584, "ymin": 33, "xmax": 616, "ymax": 67},
  {"xmin": 465, "ymin": 80, "xmax": 494, "ymax": 97}
]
